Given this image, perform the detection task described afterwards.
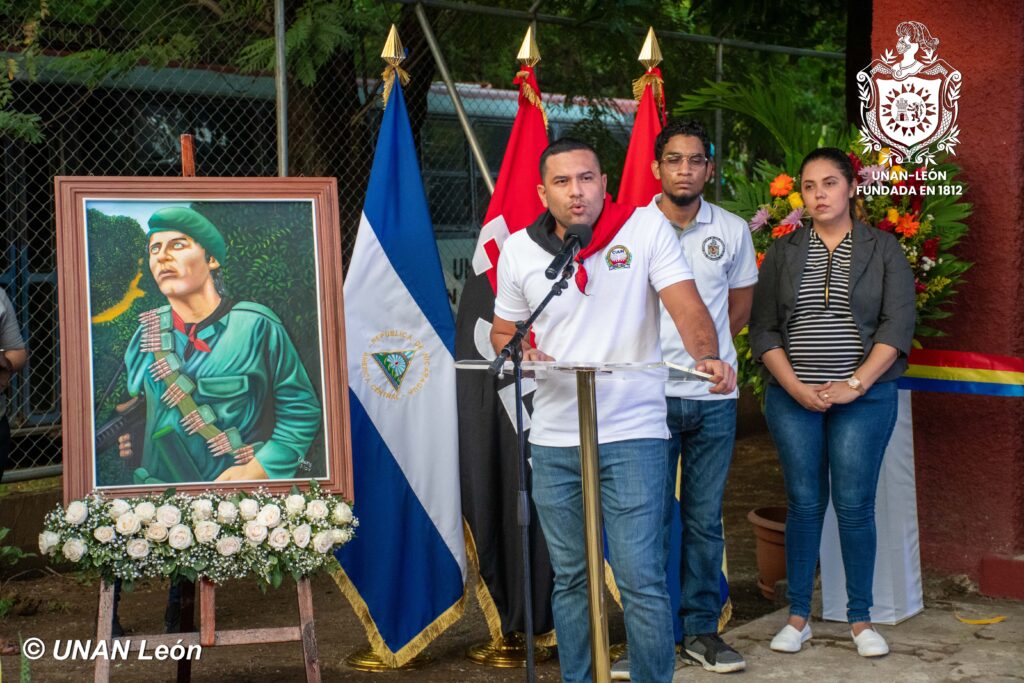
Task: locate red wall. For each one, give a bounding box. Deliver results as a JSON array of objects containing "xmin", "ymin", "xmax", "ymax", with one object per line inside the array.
[{"xmin": 871, "ymin": 2, "xmax": 1024, "ymax": 581}]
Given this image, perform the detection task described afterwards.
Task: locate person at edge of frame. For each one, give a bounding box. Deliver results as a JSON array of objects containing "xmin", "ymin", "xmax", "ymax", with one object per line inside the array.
[
  {"xmin": 491, "ymin": 136, "xmax": 736, "ymax": 683},
  {"xmin": 750, "ymin": 147, "xmax": 915, "ymax": 659},
  {"xmin": 612, "ymin": 119, "xmax": 758, "ymax": 681},
  {"xmin": 0, "ymin": 286, "xmax": 27, "ymax": 656}
]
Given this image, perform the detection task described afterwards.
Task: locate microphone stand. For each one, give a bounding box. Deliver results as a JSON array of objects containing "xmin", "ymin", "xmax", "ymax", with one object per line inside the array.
[{"xmin": 488, "ymin": 260, "xmax": 575, "ymax": 683}]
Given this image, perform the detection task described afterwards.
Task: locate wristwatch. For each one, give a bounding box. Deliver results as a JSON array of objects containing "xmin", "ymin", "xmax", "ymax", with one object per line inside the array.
[
  {"xmin": 699, "ymin": 354, "xmax": 721, "ymax": 362},
  {"xmin": 846, "ymin": 376, "xmax": 865, "ymax": 394}
]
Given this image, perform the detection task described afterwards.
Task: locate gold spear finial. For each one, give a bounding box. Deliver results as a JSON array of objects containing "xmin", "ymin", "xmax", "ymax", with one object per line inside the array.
[
  {"xmin": 517, "ymin": 25, "xmax": 541, "ymax": 67},
  {"xmin": 382, "ymin": 24, "xmax": 405, "ymax": 66},
  {"xmin": 638, "ymin": 26, "xmax": 662, "ymax": 70},
  {"xmin": 380, "ymin": 24, "xmax": 409, "ymax": 108}
]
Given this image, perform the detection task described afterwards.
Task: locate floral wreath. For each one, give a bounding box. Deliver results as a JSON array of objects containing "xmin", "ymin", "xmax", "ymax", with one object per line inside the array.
[{"xmin": 39, "ymin": 481, "xmax": 357, "ymax": 590}]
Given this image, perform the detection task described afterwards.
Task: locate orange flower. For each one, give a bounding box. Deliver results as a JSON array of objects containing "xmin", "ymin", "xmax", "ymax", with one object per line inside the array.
[
  {"xmin": 772, "ymin": 223, "xmax": 797, "ymax": 238},
  {"xmin": 769, "ymin": 174, "xmax": 794, "ymax": 197},
  {"xmin": 896, "ymin": 213, "xmax": 920, "ymax": 238},
  {"xmin": 756, "ymin": 252, "xmax": 766, "ymax": 269}
]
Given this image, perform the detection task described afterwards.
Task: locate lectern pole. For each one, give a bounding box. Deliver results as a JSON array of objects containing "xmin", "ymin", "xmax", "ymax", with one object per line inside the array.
[{"xmin": 575, "ymin": 369, "xmax": 610, "ymax": 683}]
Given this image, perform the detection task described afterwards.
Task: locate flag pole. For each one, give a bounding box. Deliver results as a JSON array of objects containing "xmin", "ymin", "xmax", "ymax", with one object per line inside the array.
[
  {"xmin": 500, "ymin": 27, "xmax": 542, "ymax": 683},
  {"xmin": 342, "ymin": 24, "xmax": 438, "ymax": 674},
  {"xmin": 413, "ymin": 2, "xmax": 495, "ymax": 195}
]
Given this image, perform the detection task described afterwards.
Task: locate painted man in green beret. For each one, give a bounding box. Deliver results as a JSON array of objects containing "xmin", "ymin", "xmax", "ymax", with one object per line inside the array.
[{"xmin": 120, "ymin": 206, "xmax": 322, "ymax": 483}]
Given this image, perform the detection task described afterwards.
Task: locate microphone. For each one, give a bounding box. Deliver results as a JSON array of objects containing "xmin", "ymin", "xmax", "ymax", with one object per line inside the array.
[{"xmin": 544, "ymin": 223, "xmax": 593, "ymax": 279}]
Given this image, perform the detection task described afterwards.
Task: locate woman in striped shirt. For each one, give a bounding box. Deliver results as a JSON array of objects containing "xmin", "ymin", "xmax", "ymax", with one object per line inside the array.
[{"xmin": 749, "ymin": 148, "xmax": 916, "ymax": 658}]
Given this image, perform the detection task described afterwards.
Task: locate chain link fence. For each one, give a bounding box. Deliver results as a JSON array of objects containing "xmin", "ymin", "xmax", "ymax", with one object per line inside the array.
[{"xmin": 0, "ymin": 1, "xmax": 842, "ymax": 476}]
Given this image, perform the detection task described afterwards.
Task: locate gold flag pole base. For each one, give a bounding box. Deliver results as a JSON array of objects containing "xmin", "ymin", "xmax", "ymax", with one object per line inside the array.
[
  {"xmin": 466, "ymin": 632, "xmax": 554, "ymax": 668},
  {"xmin": 344, "ymin": 648, "xmax": 433, "ymax": 672},
  {"xmin": 468, "ymin": 630, "xmax": 557, "ymax": 667},
  {"xmin": 609, "ymin": 642, "xmax": 628, "ymax": 661}
]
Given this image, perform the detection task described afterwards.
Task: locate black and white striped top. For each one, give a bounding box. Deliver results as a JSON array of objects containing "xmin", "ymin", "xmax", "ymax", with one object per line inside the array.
[{"xmin": 787, "ymin": 231, "xmax": 864, "ymax": 383}]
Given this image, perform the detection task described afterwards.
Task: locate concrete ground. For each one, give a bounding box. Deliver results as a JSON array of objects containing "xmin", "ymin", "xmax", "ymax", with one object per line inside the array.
[{"xmin": 696, "ymin": 598, "xmax": 1024, "ymax": 682}]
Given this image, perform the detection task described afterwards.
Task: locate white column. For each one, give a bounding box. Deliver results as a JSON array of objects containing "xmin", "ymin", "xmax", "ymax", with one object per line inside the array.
[{"xmin": 819, "ymin": 388, "xmax": 924, "ymax": 624}]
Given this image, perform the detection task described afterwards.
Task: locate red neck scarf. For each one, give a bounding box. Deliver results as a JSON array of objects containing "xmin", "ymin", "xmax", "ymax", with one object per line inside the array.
[
  {"xmin": 573, "ymin": 194, "xmax": 636, "ymax": 293},
  {"xmin": 172, "ymin": 311, "xmax": 213, "ymax": 356}
]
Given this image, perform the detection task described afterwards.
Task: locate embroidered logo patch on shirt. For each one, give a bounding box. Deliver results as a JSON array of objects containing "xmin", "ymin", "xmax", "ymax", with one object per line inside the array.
[
  {"xmin": 605, "ymin": 244, "xmax": 632, "ymax": 270},
  {"xmin": 702, "ymin": 236, "xmax": 725, "ymax": 261}
]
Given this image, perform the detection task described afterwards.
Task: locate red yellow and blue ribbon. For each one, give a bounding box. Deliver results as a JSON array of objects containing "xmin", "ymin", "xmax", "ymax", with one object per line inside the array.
[{"xmin": 898, "ymin": 350, "xmax": 1024, "ymax": 397}]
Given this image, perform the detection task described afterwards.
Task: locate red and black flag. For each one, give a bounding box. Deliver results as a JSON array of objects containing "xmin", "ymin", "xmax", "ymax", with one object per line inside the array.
[{"xmin": 454, "ymin": 55, "xmax": 554, "ymax": 641}]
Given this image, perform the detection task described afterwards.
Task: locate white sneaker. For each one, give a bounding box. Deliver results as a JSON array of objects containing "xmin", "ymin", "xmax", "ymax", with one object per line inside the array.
[
  {"xmin": 769, "ymin": 623, "xmax": 812, "ymax": 653},
  {"xmin": 610, "ymin": 655, "xmax": 630, "ymax": 681},
  {"xmin": 852, "ymin": 627, "xmax": 889, "ymax": 657}
]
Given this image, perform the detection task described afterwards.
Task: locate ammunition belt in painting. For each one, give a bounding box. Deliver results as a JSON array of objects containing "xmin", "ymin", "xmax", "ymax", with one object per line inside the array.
[{"xmin": 138, "ymin": 306, "xmax": 254, "ymax": 463}]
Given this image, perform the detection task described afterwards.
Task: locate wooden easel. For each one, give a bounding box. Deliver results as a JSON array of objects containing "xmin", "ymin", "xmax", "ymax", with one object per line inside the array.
[
  {"xmin": 94, "ymin": 577, "xmax": 320, "ymax": 682},
  {"xmin": 93, "ymin": 135, "xmax": 321, "ymax": 683}
]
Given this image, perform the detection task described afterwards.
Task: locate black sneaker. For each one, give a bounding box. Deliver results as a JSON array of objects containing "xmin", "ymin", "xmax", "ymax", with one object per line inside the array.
[{"xmin": 682, "ymin": 634, "xmax": 746, "ymax": 673}]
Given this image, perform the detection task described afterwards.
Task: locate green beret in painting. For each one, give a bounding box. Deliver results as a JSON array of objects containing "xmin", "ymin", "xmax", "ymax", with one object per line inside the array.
[{"xmin": 147, "ymin": 207, "xmax": 227, "ymax": 264}]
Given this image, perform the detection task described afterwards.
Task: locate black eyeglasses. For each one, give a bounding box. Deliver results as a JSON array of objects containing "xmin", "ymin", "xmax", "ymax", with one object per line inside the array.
[{"xmin": 660, "ymin": 154, "xmax": 709, "ymax": 169}]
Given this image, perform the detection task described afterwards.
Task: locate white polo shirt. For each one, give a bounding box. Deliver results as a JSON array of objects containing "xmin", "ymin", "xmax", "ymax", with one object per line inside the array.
[
  {"xmin": 650, "ymin": 196, "xmax": 759, "ymax": 401},
  {"xmin": 495, "ymin": 205, "xmax": 693, "ymax": 447}
]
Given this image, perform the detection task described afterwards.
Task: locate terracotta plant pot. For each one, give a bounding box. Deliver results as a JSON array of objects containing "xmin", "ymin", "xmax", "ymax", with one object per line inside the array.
[{"xmin": 747, "ymin": 506, "xmax": 787, "ymax": 600}]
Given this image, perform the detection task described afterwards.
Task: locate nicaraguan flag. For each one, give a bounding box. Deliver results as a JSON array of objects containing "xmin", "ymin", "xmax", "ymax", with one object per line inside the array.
[{"xmin": 334, "ymin": 76, "xmax": 466, "ymax": 666}]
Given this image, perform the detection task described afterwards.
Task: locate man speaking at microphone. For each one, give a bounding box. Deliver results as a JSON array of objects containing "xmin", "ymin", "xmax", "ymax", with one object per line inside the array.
[{"xmin": 492, "ymin": 137, "xmax": 735, "ymax": 683}]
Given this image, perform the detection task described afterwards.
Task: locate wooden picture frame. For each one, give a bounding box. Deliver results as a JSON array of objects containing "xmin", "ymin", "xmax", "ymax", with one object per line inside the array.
[{"xmin": 55, "ymin": 177, "xmax": 352, "ymax": 502}]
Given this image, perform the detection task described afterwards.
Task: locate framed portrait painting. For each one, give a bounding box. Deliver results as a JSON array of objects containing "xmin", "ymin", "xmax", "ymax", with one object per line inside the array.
[{"xmin": 55, "ymin": 177, "xmax": 352, "ymax": 502}]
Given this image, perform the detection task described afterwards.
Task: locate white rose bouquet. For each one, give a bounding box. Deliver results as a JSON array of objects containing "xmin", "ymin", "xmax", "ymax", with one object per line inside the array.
[{"xmin": 40, "ymin": 482, "xmax": 357, "ymax": 589}]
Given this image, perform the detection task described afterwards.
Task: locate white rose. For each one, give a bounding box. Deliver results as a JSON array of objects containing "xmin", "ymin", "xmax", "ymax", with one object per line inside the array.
[
  {"xmin": 194, "ymin": 520, "xmax": 221, "ymax": 544},
  {"xmin": 331, "ymin": 527, "xmax": 354, "ymax": 545},
  {"xmin": 65, "ymin": 501, "xmax": 88, "ymax": 526},
  {"xmin": 168, "ymin": 524, "xmax": 194, "ymax": 550},
  {"xmin": 93, "ymin": 526, "xmax": 116, "ymax": 544},
  {"xmin": 126, "ymin": 538, "xmax": 150, "ymax": 559},
  {"xmin": 268, "ymin": 527, "xmax": 291, "ymax": 550},
  {"xmin": 312, "ymin": 531, "xmax": 334, "ymax": 554},
  {"xmin": 256, "ymin": 504, "xmax": 282, "ymax": 528},
  {"xmin": 108, "ymin": 499, "xmax": 131, "ymax": 520},
  {"xmin": 243, "ymin": 520, "xmax": 268, "ymax": 544},
  {"xmin": 331, "ymin": 502, "xmax": 354, "ymax": 525},
  {"xmin": 216, "ymin": 536, "xmax": 242, "ymax": 557},
  {"xmin": 62, "ymin": 538, "xmax": 87, "ymax": 562},
  {"xmin": 239, "ymin": 498, "xmax": 260, "ymax": 521},
  {"xmin": 156, "ymin": 504, "xmax": 182, "ymax": 527},
  {"xmin": 216, "ymin": 501, "xmax": 238, "ymax": 524},
  {"xmin": 291, "ymin": 524, "xmax": 312, "ymax": 549},
  {"xmin": 304, "ymin": 500, "xmax": 329, "ymax": 521},
  {"xmin": 145, "ymin": 524, "xmax": 169, "ymax": 543},
  {"xmin": 134, "ymin": 502, "xmax": 157, "ymax": 523},
  {"xmin": 38, "ymin": 531, "xmax": 60, "ymax": 555},
  {"xmin": 191, "ymin": 499, "xmax": 214, "ymax": 521},
  {"xmin": 115, "ymin": 512, "xmax": 142, "ymax": 536},
  {"xmin": 284, "ymin": 495, "xmax": 306, "ymax": 517}
]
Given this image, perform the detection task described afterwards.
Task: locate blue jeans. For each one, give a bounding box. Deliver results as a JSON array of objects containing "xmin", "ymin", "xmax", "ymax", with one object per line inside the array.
[
  {"xmin": 764, "ymin": 381, "xmax": 898, "ymax": 623},
  {"xmin": 532, "ymin": 438, "xmax": 675, "ymax": 683},
  {"xmin": 667, "ymin": 397, "xmax": 736, "ymax": 636}
]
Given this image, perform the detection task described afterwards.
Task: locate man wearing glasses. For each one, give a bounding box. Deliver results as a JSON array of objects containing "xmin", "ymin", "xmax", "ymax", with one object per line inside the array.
[{"xmin": 651, "ymin": 120, "xmax": 758, "ymax": 673}]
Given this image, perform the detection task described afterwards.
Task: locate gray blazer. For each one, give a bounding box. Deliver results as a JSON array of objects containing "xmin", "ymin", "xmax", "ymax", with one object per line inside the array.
[{"xmin": 749, "ymin": 220, "xmax": 916, "ymax": 384}]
